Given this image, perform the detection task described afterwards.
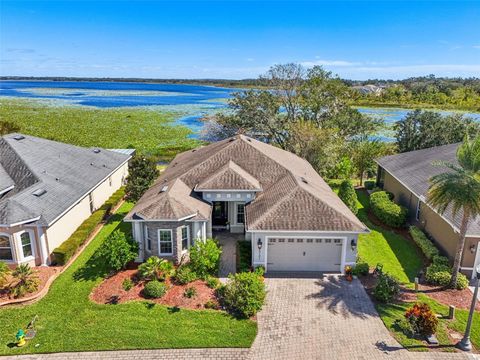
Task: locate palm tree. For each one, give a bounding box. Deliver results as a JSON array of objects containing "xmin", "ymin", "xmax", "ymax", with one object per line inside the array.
[{"xmin": 427, "ymin": 136, "xmax": 480, "ymax": 288}]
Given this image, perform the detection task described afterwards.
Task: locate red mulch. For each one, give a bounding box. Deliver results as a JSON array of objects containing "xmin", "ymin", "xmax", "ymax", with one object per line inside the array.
[
  {"xmin": 90, "ymin": 268, "xmax": 219, "ymax": 310},
  {"xmin": 418, "ymin": 283, "xmax": 480, "ymax": 311},
  {"xmin": 0, "ymin": 265, "xmax": 61, "ymax": 304}
]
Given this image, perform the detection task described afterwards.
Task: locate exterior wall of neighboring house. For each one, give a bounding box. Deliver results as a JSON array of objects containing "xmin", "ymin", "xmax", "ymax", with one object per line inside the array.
[
  {"xmin": 44, "ymin": 162, "xmax": 128, "ymax": 264},
  {"xmin": 0, "ymin": 224, "xmax": 43, "ymax": 266},
  {"xmin": 249, "ymin": 230, "xmax": 359, "ymax": 273},
  {"xmin": 462, "ymin": 237, "xmax": 480, "ymax": 278},
  {"xmin": 381, "ymin": 167, "xmax": 479, "ymax": 277}
]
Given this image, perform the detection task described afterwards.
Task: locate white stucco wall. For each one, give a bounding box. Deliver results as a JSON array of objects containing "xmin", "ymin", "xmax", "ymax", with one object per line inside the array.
[{"xmin": 92, "ymin": 162, "xmax": 128, "ymax": 210}]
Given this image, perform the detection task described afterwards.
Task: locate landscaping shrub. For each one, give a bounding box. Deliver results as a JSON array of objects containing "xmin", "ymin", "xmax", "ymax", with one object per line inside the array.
[
  {"xmin": 10, "ymin": 264, "xmax": 39, "ymax": 298},
  {"xmin": 432, "ymin": 255, "xmax": 450, "ymax": 267},
  {"xmin": 338, "ymin": 180, "xmax": 358, "ymax": 215},
  {"xmin": 222, "ymin": 271, "xmax": 266, "ymax": 318},
  {"xmin": 52, "ymin": 188, "xmax": 125, "ymax": 265},
  {"xmin": 425, "ymin": 259, "xmax": 468, "ymax": 290},
  {"xmin": 408, "ymin": 226, "xmax": 439, "ymax": 260},
  {"xmin": 253, "ymin": 266, "xmax": 265, "ymax": 277},
  {"xmin": 204, "ymin": 300, "xmax": 217, "ymax": 309},
  {"xmin": 370, "ymin": 191, "xmax": 408, "ymax": 228},
  {"xmin": 404, "ymin": 303, "xmax": 438, "ymax": 336},
  {"xmin": 175, "ymin": 264, "xmax": 199, "ymax": 285},
  {"xmin": 138, "ymin": 256, "xmax": 174, "ymax": 281},
  {"xmin": 205, "ymin": 275, "xmax": 220, "ymax": 289},
  {"xmin": 373, "ymin": 273, "xmax": 400, "ymax": 303},
  {"xmin": 364, "ymin": 180, "xmax": 375, "ymax": 190},
  {"xmin": 456, "ymin": 273, "xmax": 469, "ymax": 290},
  {"xmin": 352, "ymin": 261, "xmax": 369, "ymax": 276},
  {"xmin": 122, "ymin": 278, "xmax": 133, "ymax": 291},
  {"xmin": 189, "ymin": 239, "xmax": 222, "ymax": 277},
  {"xmin": 143, "ymin": 280, "xmax": 167, "ymax": 299},
  {"xmin": 0, "ymin": 262, "xmax": 10, "ymax": 288},
  {"xmin": 96, "ymin": 230, "xmax": 138, "ymax": 271},
  {"xmin": 184, "ymin": 287, "xmax": 197, "ymax": 298},
  {"xmin": 237, "ymin": 241, "xmax": 252, "ymax": 272}
]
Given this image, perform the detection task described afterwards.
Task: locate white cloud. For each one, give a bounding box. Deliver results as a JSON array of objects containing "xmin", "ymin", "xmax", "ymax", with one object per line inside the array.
[
  {"xmin": 300, "ymin": 59, "xmax": 360, "ymax": 67},
  {"xmin": 473, "ymin": 45, "xmax": 480, "ymax": 49}
]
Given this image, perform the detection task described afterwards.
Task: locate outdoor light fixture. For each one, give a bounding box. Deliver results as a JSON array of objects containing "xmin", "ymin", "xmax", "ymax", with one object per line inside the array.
[
  {"xmin": 470, "ymin": 244, "xmax": 476, "ymax": 254},
  {"xmin": 257, "ymin": 238, "xmax": 263, "ymax": 251},
  {"xmin": 458, "ymin": 264, "xmax": 480, "ymax": 351},
  {"xmin": 350, "ymin": 239, "xmax": 357, "ymax": 251}
]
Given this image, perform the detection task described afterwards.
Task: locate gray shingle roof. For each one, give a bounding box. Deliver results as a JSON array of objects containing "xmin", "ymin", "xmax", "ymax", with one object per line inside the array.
[
  {"xmin": 376, "ymin": 143, "xmax": 480, "ymax": 236},
  {"xmin": 126, "ymin": 135, "xmax": 368, "ymax": 233},
  {"xmin": 195, "ymin": 160, "xmax": 261, "ymax": 191},
  {"xmin": 0, "ymin": 133, "xmax": 131, "ymax": 226}
]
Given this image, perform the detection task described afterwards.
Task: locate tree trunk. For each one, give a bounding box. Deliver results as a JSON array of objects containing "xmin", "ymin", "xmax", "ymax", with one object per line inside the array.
[{"xmin": 450, "ymin": 211, "xmax": 470, "ymax": 289}]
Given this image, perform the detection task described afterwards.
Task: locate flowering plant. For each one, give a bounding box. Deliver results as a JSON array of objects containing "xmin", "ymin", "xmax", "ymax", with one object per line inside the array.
[{"xmin": 404, "ymin": 303, "xmax": 438, "ymax": 336}]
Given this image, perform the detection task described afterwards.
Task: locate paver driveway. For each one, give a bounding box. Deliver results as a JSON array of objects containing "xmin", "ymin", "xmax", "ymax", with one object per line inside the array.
[{"xmin": 5, "ymin": 275, "xmax": 479, "ymax": 360}]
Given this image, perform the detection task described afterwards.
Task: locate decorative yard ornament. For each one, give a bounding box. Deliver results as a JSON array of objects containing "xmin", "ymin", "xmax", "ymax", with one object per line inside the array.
[{"xmin": 15, "ymin": 329, "xmax": 26, "ymax": 347}]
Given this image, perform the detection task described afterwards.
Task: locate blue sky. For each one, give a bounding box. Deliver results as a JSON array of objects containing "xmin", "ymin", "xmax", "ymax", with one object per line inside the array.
[{"xmin": 1, "ymin": 1, "xmax": 479, "ymax": 80}]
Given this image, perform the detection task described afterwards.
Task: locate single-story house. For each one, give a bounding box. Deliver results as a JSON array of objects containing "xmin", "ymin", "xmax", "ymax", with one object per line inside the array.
[
  {"xmin": 125, "ymin": 135, "xmax": 368, "ymax": 273},
  {"xmin": 0, "ymin": 133, "xmax": 132, "ymax": 266},
  {"xmin": 376, "ymin": 143, "xmax": 480, "ymax": 279}
]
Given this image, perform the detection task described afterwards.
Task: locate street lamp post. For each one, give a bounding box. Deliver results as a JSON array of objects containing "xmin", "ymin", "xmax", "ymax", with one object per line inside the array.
[{"xmin": 458, "ymin": 264, "xmax": 480, "ymax": 351}]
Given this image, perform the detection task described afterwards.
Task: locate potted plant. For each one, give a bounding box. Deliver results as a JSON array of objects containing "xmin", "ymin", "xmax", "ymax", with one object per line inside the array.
[{"xmin": 345, "ymin": 265, "xmax": 353, "ymax": 282}]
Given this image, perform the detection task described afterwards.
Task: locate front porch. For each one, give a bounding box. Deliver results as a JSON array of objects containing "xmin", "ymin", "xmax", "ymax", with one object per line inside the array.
[{"xmin": 214, "ymin": 232, "xmax": 246, "ymax": 278}]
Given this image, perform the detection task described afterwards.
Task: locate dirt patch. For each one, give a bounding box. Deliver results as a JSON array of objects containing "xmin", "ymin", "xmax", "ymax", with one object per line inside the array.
[
  {"xmin": 90, "ymin": 267, "xmax": 219, "ymax": 310},
  {"xmin": 0, "ymin": 265, "xmax": 61, "ymax": 304},
  {"xmin": 418, "ymin": 283, "xmax": 480, "ymax": 311}
]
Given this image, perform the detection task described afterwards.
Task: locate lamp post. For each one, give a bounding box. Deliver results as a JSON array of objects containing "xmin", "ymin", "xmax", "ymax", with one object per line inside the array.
[{"xmin": 458, "ymin": 264, "xmax": 480, "ymax": 351}]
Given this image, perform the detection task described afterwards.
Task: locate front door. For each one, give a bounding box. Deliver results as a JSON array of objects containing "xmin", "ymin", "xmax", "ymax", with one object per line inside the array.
[{"xmin": 212, "ymin": 202, "xmax": 228, "ymax": 226}]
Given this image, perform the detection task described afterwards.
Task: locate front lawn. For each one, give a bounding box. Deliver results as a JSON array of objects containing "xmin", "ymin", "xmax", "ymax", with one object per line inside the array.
[
  {"xmin": 0, "ymin": 202, "xmax": 256, "ymax": 355},
  {"xmin": 356, "ymin": 190, "xmax": 424, "ymax": 284}
]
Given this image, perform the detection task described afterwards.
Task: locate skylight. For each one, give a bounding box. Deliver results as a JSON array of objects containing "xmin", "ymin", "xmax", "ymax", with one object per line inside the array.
[{"xmin": 32, "ymin": 189, "xmax": 47, "ymax": 197}]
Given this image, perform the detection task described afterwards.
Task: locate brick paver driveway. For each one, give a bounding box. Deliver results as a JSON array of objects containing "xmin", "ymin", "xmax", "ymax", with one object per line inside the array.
[{"xmin": 5, "ymin": 275, "xmax": 479, "ymax": 360}]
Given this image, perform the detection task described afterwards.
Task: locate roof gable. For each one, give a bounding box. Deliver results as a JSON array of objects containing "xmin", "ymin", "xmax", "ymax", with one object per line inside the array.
[{"xmin": 195, "ymin": 160, "xmax": 261, "ymax": 191}]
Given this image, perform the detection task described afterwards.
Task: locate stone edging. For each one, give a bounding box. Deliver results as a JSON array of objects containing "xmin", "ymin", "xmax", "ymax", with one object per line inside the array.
[{"xmin": 0, "ymin": 200, "xmax": 125, "ymax": 307}]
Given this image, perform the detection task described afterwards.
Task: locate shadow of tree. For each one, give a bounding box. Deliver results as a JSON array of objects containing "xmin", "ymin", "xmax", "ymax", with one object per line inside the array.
[
  {"xmin": 72, "ymin": 213, "xmax": 132, "ymax": 282},
  {"xmin": 305, "ymin": 275, "xmax": 379, "ymax": 320}
]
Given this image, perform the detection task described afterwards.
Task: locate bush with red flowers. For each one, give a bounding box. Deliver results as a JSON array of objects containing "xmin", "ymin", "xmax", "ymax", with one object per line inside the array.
[{"xmin": 404, "ymin": 303, "xmax": 438, "ymax": 336}]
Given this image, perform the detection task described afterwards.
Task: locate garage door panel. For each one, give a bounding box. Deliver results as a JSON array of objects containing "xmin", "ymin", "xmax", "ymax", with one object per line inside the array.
[{"xmin": 267, "ymin": 238, "xmax": 342, "ymax": 272}]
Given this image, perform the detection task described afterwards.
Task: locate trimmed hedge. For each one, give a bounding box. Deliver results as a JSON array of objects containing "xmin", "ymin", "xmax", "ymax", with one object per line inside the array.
[
  {"xmin": 425, "ymin": 255, "xmax": 468, "ymax": 290},
  {"xmin": 338, "ymin": 180, "xmax": 358, "ymax": 215},
  {"xmin": 409, "ymin": 226, "xmax": 439, "ymax": 260},
  {"xmin": 143, "ymin": 280, "xmax": 167, "ymax": 298},
  {"xmin": 52, "ymin": 187, "xmax": 125, "ymax": 265},
  {"xmin": 237, "ymin": 241, "xmax": 252, "ymax": 273},
  {"xmin": 370, "ymin": 191, "xmax": 408, "ymax": 228}
]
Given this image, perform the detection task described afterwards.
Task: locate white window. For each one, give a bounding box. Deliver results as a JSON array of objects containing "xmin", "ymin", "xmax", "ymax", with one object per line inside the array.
[
  {"xmin": 108, "ymin": 176, "xmax": 112, "ymax": 187},
  {"xmin": 145, "ymin": 225, "xmax": 151, "ymax": 251},
  {"xmin": 0, "ymin": 234, "xmax": 13, "ymax": 261},
  {"xmin": 416, "ymin": 199, "xmax": 422, "ymax": 221},
  {"xmin": 181, "ymin": 226, "xmax": 190, "ymax": 251},
  {"xmin": 158, "ymin": 229, "xmax": 173, "ymax": 255},
  {"xmin": 19, "ymin": 231, "xmax": 34, "ymax": 259},
  {"xmin": 206, "ymin": 193, "xmax": 211, "ymax": 198},
  {"xmin": 236, "ymin": 203, "xmax": 245, "ymax": 224},
  {"xmin": 236, "ymin": 194, "xmax": 241, "ymax": 199}
]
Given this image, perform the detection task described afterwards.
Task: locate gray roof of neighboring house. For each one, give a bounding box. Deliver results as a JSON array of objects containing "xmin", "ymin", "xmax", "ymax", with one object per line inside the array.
[
  {"xmin": 376, "ymin": 143, "xmax": 480, "ymax": 237},
  {"xmin": 0, "ymin": 133, "xmax": 131, "ymax": 226},
  {"xmin": 126, "ymin": 135, "xmax": 368, "ymax": 233}
]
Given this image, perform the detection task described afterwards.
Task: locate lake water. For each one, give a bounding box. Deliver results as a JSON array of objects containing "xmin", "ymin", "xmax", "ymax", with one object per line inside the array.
[{"xmin": 1, "ymin": 80, "xmax": 479, "ymax": 139}]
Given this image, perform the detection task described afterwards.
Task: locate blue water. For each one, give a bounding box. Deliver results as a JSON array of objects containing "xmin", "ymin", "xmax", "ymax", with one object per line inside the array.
[{"xmin": 1, "ymin": 80, "xmax": 479, "ymax": 139}]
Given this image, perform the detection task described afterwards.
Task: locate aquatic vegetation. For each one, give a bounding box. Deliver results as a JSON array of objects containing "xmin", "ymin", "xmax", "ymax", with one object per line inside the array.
[
  {"xmin": 15, "ymin": 87, "xmax": 192, "ymax": 97},
  {"xmin": 0, "ymin": 99, "xmax": 199, "ymax": 160}
]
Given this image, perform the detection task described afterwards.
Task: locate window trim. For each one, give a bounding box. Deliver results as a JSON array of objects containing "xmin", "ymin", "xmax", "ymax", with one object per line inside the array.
[
  {"xmin": 236, "ymin": 203, "xmax": 245, "ymax": 224},
  {"xmin": 181, "ymin": 226, "xmax": 190, "ymax": 253},
  {"xmin": 0, "ymin": 232, "xmax": 14, "ymax": 262},
  {"xmin": 157, "ymin": 229, "xmax": 173, "ymax": 256},
  {"xmin": 144, "ymin": 224, "xmax": 151, "ymax": 251},
  {"xmin": 16, "ymin": 229, "xmax": 35, "ymax": 261}
]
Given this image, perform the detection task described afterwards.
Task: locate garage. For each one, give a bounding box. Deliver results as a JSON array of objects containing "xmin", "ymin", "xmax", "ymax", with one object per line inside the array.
[{"xmin": 267, "ymin": 237, "xmax": 343, "ymax": 272}]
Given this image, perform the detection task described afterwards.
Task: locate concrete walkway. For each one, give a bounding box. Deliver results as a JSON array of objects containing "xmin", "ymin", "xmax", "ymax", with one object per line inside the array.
[{"xmin": 4, "ymin": 275, "xmax": 479, "ymax": 360}]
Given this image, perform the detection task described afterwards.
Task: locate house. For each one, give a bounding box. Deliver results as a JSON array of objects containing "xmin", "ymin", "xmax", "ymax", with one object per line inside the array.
[
  {"xmin": 125, "ymin": 135, "xmax": 368, "ymax": 273},
  {"xmin": 0, "ymin": 133, "xmax": 132, "ymax": 266},
  {"xmin": 376, "ymin": 143, "xmax": 480, "ymax": 279}
]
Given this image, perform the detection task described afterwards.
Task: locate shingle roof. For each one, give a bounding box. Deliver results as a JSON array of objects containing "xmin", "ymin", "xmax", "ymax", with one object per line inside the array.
[
  {"xmin": 0, "ymin": 133, "xmax": 131, "ymax": 226},
  {"xmin": 126, "ymin": 135, "xmax": 368, "ymax": 233},
  {"xmin": 195, "ymin": 160, "xmax": 261, "ymax": 191},
  {"xmin": 376, "ymin": 143, "xmax": 480, "ymax": 236}
]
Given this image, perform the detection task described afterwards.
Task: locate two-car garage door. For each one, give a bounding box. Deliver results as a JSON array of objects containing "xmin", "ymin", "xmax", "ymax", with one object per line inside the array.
[{"xmin": 267, "ymin": 237, "xmax": 343, "ymax": 272}]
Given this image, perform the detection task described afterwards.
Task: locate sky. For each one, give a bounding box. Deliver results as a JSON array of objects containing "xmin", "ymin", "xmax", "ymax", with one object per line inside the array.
[{"xmin": 1, "ymin": 0, "xmax": 479, "ymax": 80}]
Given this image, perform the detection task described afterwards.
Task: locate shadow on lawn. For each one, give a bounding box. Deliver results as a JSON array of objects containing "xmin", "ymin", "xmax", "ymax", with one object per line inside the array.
[
  {"xmin": 305, "ymin": 275, "xmax": 378, "ymax": 320},
  {"xmin": 72, "ymin": 213, "xmax": 131, "ymax": 282},
  {"xmin": 375, "ymin": 340, "xmax": 457, "ymax": 352}
]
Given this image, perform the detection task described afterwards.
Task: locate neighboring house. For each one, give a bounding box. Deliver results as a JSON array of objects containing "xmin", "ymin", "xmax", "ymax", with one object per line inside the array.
[
  {"xmin": 376, "ymin": 143, "xmax": 480, "ymax": 279},
  {"xmin": 125, "ymin": 135, "xmax": 368, "ymax": 273},
  {"xmin": 0, "ymin": 133, "xmax": 132, "ymax": 267}
]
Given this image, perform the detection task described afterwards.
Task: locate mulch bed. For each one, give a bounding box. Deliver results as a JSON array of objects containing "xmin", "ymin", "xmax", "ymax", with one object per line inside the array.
[
  {"xmin": 90, "ymin": 266, "xmax": 219, "ymax": 310},
  {"xmin": 0, "ymin": 265, "xmax": 61, "ymax": 304},
  {"xmin": 418, "ymin": 283, "xmax": 480, "ymax": 311}
]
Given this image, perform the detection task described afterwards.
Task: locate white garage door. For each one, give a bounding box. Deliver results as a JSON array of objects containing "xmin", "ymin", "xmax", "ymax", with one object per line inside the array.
[{"xmin": 267, "ymin": 237, "xmax": 343, "ymax": 272}]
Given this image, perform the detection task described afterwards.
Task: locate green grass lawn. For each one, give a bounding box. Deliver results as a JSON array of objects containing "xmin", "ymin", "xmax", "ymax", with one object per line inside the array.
[
  {"xmin": 0, "ymin": 99, "xmax": 199, "ymax": 160},
  {"xmin": 0, "ymin": 202, "xmax": 256, "ymax": 355},
  {"xmin": 356, "ymin": 190, "xmax": 424, "ymax": 284}
]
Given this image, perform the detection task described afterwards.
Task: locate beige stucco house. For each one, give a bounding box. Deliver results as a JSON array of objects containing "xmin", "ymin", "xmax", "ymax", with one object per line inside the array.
[
  {"xmin": 376, "ymin": 143, "xmax": 480, "ymax": 279},
  {"xmin": 0, "ymin": 134, "xmax": 131, "ymax": 267},
  {"xmin": 125, "ymin": 135, "xmax": 368, "ymax": 273}
]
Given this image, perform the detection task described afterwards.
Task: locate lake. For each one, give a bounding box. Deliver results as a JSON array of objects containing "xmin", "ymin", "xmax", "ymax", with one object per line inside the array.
[{"xmin": 1, "ymin": 80, "xmax": 479, "ymax": 139}]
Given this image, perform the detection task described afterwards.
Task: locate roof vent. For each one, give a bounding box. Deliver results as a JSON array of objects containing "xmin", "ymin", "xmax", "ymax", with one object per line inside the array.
[
  {"xmin": 300, "ymin": 177, "xmax": 308, "ymax": 184},
  {"xmin": 160, "ymin": 185, "xmax": 168, "ymax": 193},
  {"xmin": 228, "ymin": 138, "xmax": 236, "ymax": 142},
  {"xmin": 33, "ymin": 189, "xmax": 47, "ymax": 197},
  {"xmin": 55, "ymin": 177, "xmax": 60, "ymax": 181},
  {"xmin": 13, "ymin": 135, "xmax": 25, "ymax": 141},
  {"xmin": 246, "ymin": 138, "xmax": 252, "ymax": 142},
  {"xmin": 93, "ymin": 149, "xmax": 101, "ymax": 153}
]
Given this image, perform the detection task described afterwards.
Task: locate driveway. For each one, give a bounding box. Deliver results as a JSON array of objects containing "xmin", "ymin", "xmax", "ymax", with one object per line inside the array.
[{"xmin": 4, "ymin": 275, "xmax": 478, "ymax": 360}]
